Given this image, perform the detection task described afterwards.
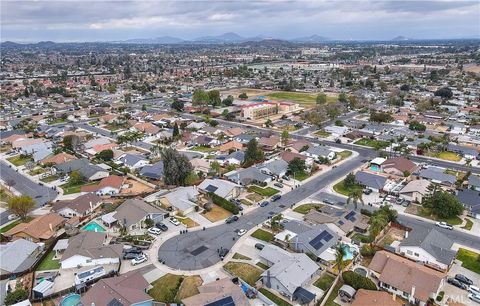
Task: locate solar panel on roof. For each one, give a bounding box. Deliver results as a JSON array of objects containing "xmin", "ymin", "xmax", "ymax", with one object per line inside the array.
[
  {"xmin": 107, "ymin": 298, "xmax": 125, "ymax": 306},
  {"xmin": 205, "ymin": 185, "xmax": 218, "ymax": 193},
  {"xmin": 324, "ymin": 232, "xmax": 333, "ymax": 242},
  {"xmin": 205, "ymin": 296, "xmax": 235, "ymax": 306},
  {"xmin": 309, "ymin": 233, "xmax": 325, "ymax": 250},
  {"xmin": 338, "ymin": 220, "xmax": 344, "ymax": 225},
  {"xmin": 345, "ymin": 211, "xmax": 357, "ymax": 221}
]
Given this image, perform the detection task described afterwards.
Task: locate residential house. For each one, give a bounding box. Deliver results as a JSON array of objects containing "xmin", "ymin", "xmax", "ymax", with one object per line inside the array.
[
  {"xmin": 287, "ymin": 139, "xmax": 312, "ymax": 153},
  {"xmin": 117, "ymin": 153, "xmax": 149, "ymax": 170},
  {"xmin": 225, "ymin": 150, "xmax": 245, "ymax": 165},
  {"xmin": 447, "ymin": 143, "xmax": 478, "ymax": 160},
  {"xmin": 0, "ymin": 239, "xmax": 42, "ymax": 274},
  {"xmin": 305, "ymin": 209, "xmax": 369, "ymax": 235},
  {"xmin": 139, "ymin": 161, "xmax": 164, "ymax": 180},
  {"xmin": 159, "ymin": 187, "xmax": 199, "ymax": 214},
  {"xmin": 288, "ymin": 223, "xmax": 340, "ymax": 263},
  {"xmin": 324, "ymin": 125, "xmax": 349, "ymax": 137},
  {"xmin": 60, "ymin": 231, "xmax": 123, "ymax": 269},
  {"xmin": 107, "ymin": 198, "xmax": 165, "ymax": 231},
  {"xmin": 258, "ymin": 136, "xmax": 280, "ymax": 151},
  {"xmin": 399, "ymin": 228, "xmax": 456, "ymax": 270},
  {"xmin": 468, "ymin": 174, "xmax": 480, "ymax": 191},
  {"xmin": 182, "ymin": 278, "xmax": 249, "ymax": 306},
  {"xmin": 235, "ymin": 134, "xmax": 255, "ymax": 145},
  {"xmin": 418, "ymin": 167, "xmax": 456, "ymax": 186},
  {"xmin": 381, "ymin": 157, "xmax": 417, "ymax": 176},
  {"xmin": 186, "ymin": 121, "xmax": 207, "ymax": 130},
  {"xmin": 132, "ymin": 122, "xmax": 160, "ymax": 136},
  {"xmin": 81, "ymin": 175, "xmax": 124, "ymax": 196},
  {"xmin": 351, "ymin": 289, "xmax": 402, "ymax": 306},
  {"xmin": 225, "ymin": 167, "xmax": 272, "ymax": 186},
  {"xmin": 84, "ymin": 143, "xmax": 119, "ymax": 157},
  {"xmin": 80, "ymin": 270, "xmax": 153, "ymax": 306},
  {"xmin": 190, "ymin": 158, "xmax": 212, "ymax": 174},
  {"xmin": 368, "ymin": 250, "xmax": 445, "ymax": 306},
  {"xmin": 40, "ymin": 152, "xmax": 76, "ymax": 165},
  {"xmin": 4, "ymin": 213, "xmax": 65, "ymax": 243},
  {"xmin": 457, "ymin": 189, "xmax": 480, "ymax": 219},
  {"xmin": 55, "ymin": 158, "xmax": 109, "ymax": 181},
  {"xmin": 13, "ymin": 138, "xmax": 53, "ymax": 162},
  {"xmin": 52, "ymin": 193, "xmax": 102, "ymax": 218},
  {"xmin": 198, "ymin": 178, "xmax": 241, "ymax": 199},
  {"xmin": 259, "ymin": 244, "xmax": 319, "ymax": 301},
  {"xmin": 217, "ymin": 140, "xmax": 243, "ymax": 153},
  {"xmin": 354, "ymin": 171, "xmax": 387, "ymax": 193},
  {"xmin": 398, "ymin": 179, "xmax": 431, "ymax": 203},
  {"xmin": 257, "ymin": 159, "xmax": 289, "ymax": 178},
  {"xmin": 224, "ymin": 127, "xmax": 244, "ymax": 138},
  {"xmin": 84, "ymin": 137, "xmax": 111, "ymax": 150},
  {"xmin": 303, "ymin": 146, "xmax": 336, "ymax": 161},
  {"xmin": 280, "ymin": 151, "xmax": 313, "ymax": 166}
]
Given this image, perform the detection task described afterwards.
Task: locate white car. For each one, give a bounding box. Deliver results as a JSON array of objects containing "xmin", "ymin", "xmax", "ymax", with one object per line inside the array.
[
  {"xmin": 435, "ymin": 222, "xmax": 453, "ymax": 230},
  {"xmin": 131, "ymin": 254, "xmax": 148, "ymax": 266},
  {"xmin": 7, "ymin": 214, "xmax": 19, "ymax": 221},
  {"xmin": 469, "ymin": 293, "xmax": 480, "ymax": 304},
  {"xmin": 469, "ymin": 285, "xmax": 480, "ymax": 295},
  {"xmin": 169, "ymin": 217, "xmax": 181, "ymax": 226},
  {"xmin": 237, "ymin": 229, "xmax": 247, "ymax": 236},
  {"xmin": 147, "ymin": 227, "xmax": 161, "ymax": 235}
]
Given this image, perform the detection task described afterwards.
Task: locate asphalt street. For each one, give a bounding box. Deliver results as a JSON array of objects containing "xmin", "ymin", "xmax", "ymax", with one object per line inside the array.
[
  {"xmin": 158, "ymin": 155, "xmax": 365, "ymax": 270},
  {"xmin": 0, "ymin": 161, "xmax": 58, "ymax": 224}
]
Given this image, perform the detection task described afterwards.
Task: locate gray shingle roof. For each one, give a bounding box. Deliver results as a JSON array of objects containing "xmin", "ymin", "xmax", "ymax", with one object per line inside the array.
[
  {"xmin": 419, "ymin": 167, "xmax": 456, "ymax": 185},
  {"xmin": 400, "ymin": 228, "xmax": 456, "ymax": 265},
  {"xmin": 457, "ymin": 189, "xmax": 480, "ymax": 214},
  {"xmin": 355, "ymin": 171, "xmax": 387, "ymax": 190},
  {"xmin": 55, "ymin": 158, "xmax": 106, "ymax": 179}
]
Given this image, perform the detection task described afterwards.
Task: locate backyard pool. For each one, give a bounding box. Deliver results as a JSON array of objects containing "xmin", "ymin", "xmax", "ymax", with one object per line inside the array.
[
  {"xmin": 369, "ymin": 165, "xmax": 381, "ymax": 172},
  {"xmin": 82, "ymin": 221, "xmax": 105, "ymax": 232},
  {"xmin": 341, "ymin": 243, "xmax": 358, "ymax": 261},
  {"xmin": 60, "ymin": 294, "xmax": 81, "ymax": 306}
]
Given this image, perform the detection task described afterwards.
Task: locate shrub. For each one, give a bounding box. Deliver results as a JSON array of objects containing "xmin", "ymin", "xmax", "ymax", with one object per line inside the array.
[
  {"xmin": 209, "ymin": 193, "xmax": 239, "ymax": 215},
  {"xmin": 436, "ymin": 291, "xmax": 444, "ymax": 302},
  {"xmin": 360, "ymin": 245, "xmax": 376, "ymax": 257},
  {"xmin": 360, "ymin": 209, "xmax": 372, "ymax": 216},
  {"xmin": 342, "ymin": 271, "xmax": 377, "ymax": 290},
  {"xmin": 5, "ymin": 288, "xmax": 29, "ymax": 305}
]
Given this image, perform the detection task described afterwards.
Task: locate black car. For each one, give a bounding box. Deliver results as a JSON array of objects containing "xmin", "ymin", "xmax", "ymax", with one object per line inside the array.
[
  {"xmin": 271, "ymin": 194, "xmax": 281, "ymax": 202},
  {"xmin": 363, "ymin": 189, "xmax": 372, "ymax": 195},
  {"xmin": 219, "ymin": 248, "xmax": 229, "ymax": 260},
  {"xmin": 255, "ymin": 243, "xmax": 265, "ymax": 250},
  {"xmin": 448, "ymin": 278, "xmax": 467, "ymax": 290},
  {"xmin": 225, "ymin": 216, "xmax": 239, "ymax": 224},
  {"xmin": 455, "ymin": 274, "xmax": 474, "ymax": 286},
  {"xmin": 123, "ymin": 252, "xmax": 142, "ymax": 260},
  {"xmin": 155, "ymin": 222, "xmax": 168, "ymax": 232},
  {"xmin": 123, "ymin": 247, "xmax": 142, "ymax": 254}
]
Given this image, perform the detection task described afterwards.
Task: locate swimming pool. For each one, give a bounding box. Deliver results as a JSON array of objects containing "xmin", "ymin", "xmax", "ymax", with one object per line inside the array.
[
  {"xmin": 341, "ymin": 244, "xmax": 357, "ymax": 261},
  {"xmin": 82, "ymin": 221, "xmax": 105, "ymax": 232},
  {"xmin": 60, "ymin": 294, "xmax": 81, "ymax": 306},
  {"xmin": 369, "ymin": 165, "xmax": 381, "ymax": 172}
]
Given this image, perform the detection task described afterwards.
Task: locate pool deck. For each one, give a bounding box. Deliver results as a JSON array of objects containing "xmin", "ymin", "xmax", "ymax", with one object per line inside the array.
[{"xmin": 51, "ymin": 263, "xmax": 119, "ymax": 293}]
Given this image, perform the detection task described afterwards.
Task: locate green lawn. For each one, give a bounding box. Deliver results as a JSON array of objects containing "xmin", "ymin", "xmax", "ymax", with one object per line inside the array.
[
  {"xmin": 462, "ymin": 218, "xmax": 473, "ymax": 230},
  {"xmin": 294, "ymin": 171, "xmax": 309, "ymax": 181},
  {"xmin": 259, "ymin": 288, "xmax": 293, "ymax": 306},
  {"xmin": 223, "ymin": 262, "xmax": 262, "ymax": 286},
  {"xmin": 59, "ymin": 181, "xmax": 97, "ymax": 195},
  {"xmin": 338, "ymin": 151, "xmax": 352, "ymax": 159},
  {"xmin": 417, "ymin": 207, "xmax": 463, "ymax": 225},
  {"xmin": 233, "ymin": 253, "xmax": 252, "ymax": 260},
  {"xmin": 40, "ymin": 174, "xmax": 61, "ymax": 183},
  {"xmin": 251, "ymin": 229, "xmax": 274, "ymax": 242},
  {"xmin": 354, "ymin": 138, "xmax": 389, "ymax": 150},
  {"xmin": 333, "ymin": 180, "xmax": 361, "ymax": 196},
  {"xmin": 240, "ymin": 199, "xmax": 253, "ymax": 206},
  {"xmin": 6, "ymin": 155, "xmax": 32, "ymax": 166},
  {"xmin": 247, "ymin": 186, "xmax": 279, "ymax": 197},
  {"xmin": 294, "ymin": 203, "xmax": 323, "ymax": 214},
  {"xmin": 267, "ymin": 92, "xmax": 336, "ymax": 105},
  {"xmin": 190, "ymin": 146, "xmax": 215, "ymax": 152},
  {"xmin": 456, "ymin": 248, "xmax": 480, "ymax": 274},
  {"xmin": 28, "ymin": 168, "xmax": 46, "ymax": 176},
  {"xmin": 314, "ymin": 273, "xmax": 336, "ymax": 291},
  {"xmin": 437, "ymin": 151, "xmax": 462, "ymax": 162},
  {"xmin": 36, "ymin": 250, "xmax": 61, "ymax": 271},
  {"xmin": 315, "ymin": 130, "xmax": 331, "ymax": 137},
  {"xmin": 148, "ymin": 273, "xmax": 184, "ymax": 303},
  {"xmin": 0, "ymin": 188, "xmax": 13, "ymax": 204},
  {"xmin": 323, "ymin": 279, "xmax": 343, "ymax": 306}
]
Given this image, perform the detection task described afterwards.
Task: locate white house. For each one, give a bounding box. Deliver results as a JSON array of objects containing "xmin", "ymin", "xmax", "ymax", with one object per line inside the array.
[{"xmin": 302, "ymin": 146, "xmax": 336, "ymax": 161}]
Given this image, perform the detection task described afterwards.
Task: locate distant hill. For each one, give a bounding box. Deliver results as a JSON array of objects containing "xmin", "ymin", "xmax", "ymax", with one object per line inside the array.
[
  {"xmin": 391, "ymin": 36, "xmax": 413, "ymax": 41},
  {"xmin": 193, "ymin": 32, "xmax": 246, "ymax": 43},
  {"xmin": 124, "ymin": 36, "xmax": 184, "ymax": 44},
  {"xmin": 291, "ymin": 34, "xmax": 330, "ymax": 43}
]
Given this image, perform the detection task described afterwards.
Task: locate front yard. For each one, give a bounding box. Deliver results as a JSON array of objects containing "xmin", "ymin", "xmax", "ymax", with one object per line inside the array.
[
  {"xmin": 456, "ymin": 248, "xmax": 480, "ymax": 274},
  {"xmin": 247, "ymin": 186, "xmax": 279, "ymax": 197},
  {"xmin": 406, "ymin": 205, "xmax": 463, "ymax": 225},
  {"xmin": 251, "ymin": 229, "xmax": 274, "ymax": 242},
  {"xmin": 354, "ymin": 138, "xmax": 389, "ymax": 150},
  {"xmin": 437, "ymin": 151, "xmax": 462, "ymax": 162},
  {"xmin": 59, "ymin": 181, "xmax": 97, "ymax": 195},
  {"xmin": 36, "ymin": 250, "xmax": 61, "ymax": 271},
  {"xmin": 333, "ymin": 179, "xmax": 361, "ymax": 196},
  {"xmin": 202, "ymin": 204, "xmax": 232, "ymax": 222},
  {"xmin": 337, "ymin": 151, "xmax": 353, "ymax": 159},
  {"xmin": 177, "ymin": 217, "xmax": 198, "ymax": 228},
  {"xmin": 294, "ymin": 203, "xmax": 323, "ymax": 214},
  {"xmin": 175, "ymin": 275, "xmax": 203, "ymax": 301},
  {"xmin": 223, "ymin": 262, "xmax": 262, "ymax": 286},
  {"xmin": 6, "ymin": 155, "xmax": 32, "ymax": 166},
  {"xmin": 149, "ymin": 273, "xmax": 184, "ymax": 303}
]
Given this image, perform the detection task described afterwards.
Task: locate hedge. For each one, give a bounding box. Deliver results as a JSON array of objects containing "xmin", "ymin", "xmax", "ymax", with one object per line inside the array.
[
  {"xmin": 342, "ymin": 271, "xmax": 377, "ymax": 291},
  {"xmin": 209, "ymin": 193, "xmax": 239, "ymax": 215},
  {"xmin": 360, "ymin": 209, "xmax": 372, "ymax": 217},
  {"xmin": 360, "ymin": 245, "xmax": 376, "ymax": 257}
]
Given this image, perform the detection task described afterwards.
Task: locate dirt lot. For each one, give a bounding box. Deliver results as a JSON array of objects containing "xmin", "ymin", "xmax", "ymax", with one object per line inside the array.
[
  {"xmin": 176, "ymin": 275, "xmax": 203, "ymax": 301},
  {"xmin": 121, "ymin": 178, "xmax": 155, "ymax": 195},
  {"xmin": 202, "ymin": 204, "xmax": 232, "ymax": 222}
]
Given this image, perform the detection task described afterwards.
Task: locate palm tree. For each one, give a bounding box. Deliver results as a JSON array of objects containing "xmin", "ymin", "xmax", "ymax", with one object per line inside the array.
[
  {"xmin": 347, "ymin": 188, "xmax": 364, "ymax": 210},
  {"xmin": 335, "ymin": 246, "xmax": 347, "ymax": 273}
]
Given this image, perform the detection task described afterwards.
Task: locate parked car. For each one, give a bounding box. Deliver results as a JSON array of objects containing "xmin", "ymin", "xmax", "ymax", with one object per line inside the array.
[
  {"xmin": 219, "ymin": 248, "xmax": 229, "ymax": 260},
  {"xmin": 259, "ymin": 201, "xmax": 269, "ymax": 207},
  {"xmin": 435, "ymin": 222, "xmax": 453, "ymax": 230},
  {"xmin": 455, "ymin": 274, "xmax": 474, "ymax": 286},
  {"xmin": 7, "ymin": 214, "xmax": 18, "ymax": 221},
  {"xmin": 225, "ymin": 216, "xmax": 239, "ymax": 224},
  {"xmin": 468, "ymin": 293, "xmax": 480, "ymax": 303},
  {"xmin": 147, "ymin": 227, "xmax": 161, "ymax": 235},
  {"xmin": 447, "ymin": 278, "xmax": 467, "ymax": 290},
  {"xmin": 123, "ymin": 247, "xmax": 142, "ymax": 254},
  {"xmin": 123, "ymin": 252, "xmax": 142, "ymax": 260},
  {"xmin": 384, "ymin": 195, "xmax": 396, "ymax": 203},
  {"xmin": 282, "ymin": 175, "xmax": 290, "ymax": 181},
  {"xmin": 395, "ymin": 198, "xmax": 404, "ymax": 205},
  {"xmin": 155, "ymin": 222, "xmax": 168, "ymax": 231},
  {"xmin": 271, "ymin": 194, "xmax": 281, "ymax": 202},
  {"xmin": 468, "ymin": 285, "xmax": 480, "ymax": 295},
  {"xmin": 169, "ymin": 217, "xmax": 181, "ymax": 226},
  {"xmin": 255, "ymin": 243, "xmax": 265, "ymax": 250},
  {"xmin": 323, "ymin": 199, "xmax": 334, "ymax": 205},
  {"xmin": 131, "ymin": 254, "xmax": 148, "ymax": 266},
  {"xmin": 237, "ymin": 229, "xmax": 247, "ymax": 236},
  {"xmin": 274, "ymin": 183, "xmax": 284, "ymax": 188},
  {"xmin": 363, "ymin": 189, "xmax": 372, "ymax": 195}
]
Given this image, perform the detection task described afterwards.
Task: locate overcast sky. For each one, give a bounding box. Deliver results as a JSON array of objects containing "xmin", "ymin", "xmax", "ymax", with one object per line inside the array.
[{"xmin": 1, "ymin": 0, "xmax": 479, "ymax": 42}]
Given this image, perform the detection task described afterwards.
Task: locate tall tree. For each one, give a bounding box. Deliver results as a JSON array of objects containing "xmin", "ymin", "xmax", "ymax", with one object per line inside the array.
[
  {"xmin": 281, "ymin": 130, "xmax": 289, "ymax": 147},
  {"xmin": 316, "ymin": 93, "xmax": 327, "ymax": 104},
  {"xmin": 161, "ymin": 148, "xmax": 193, "ymax": 186},
  {"xmin": 192, "ymin": 88, "xmax": 209, "ymax": 106},
  {"xmin": 422, "ymin": 191, "xmax": 463, "ymax": 219},
  {"xmin": 63, "ymin": 135, "xmax": 80, "ymax": 151},
  {"xmin": 287, "ymin": 157, "xmax": 306, "ymax": 175},
  {"xmin": 347, "ymin": 188, "xmax": 364, "ymax": 210},
  {"xmin": 8, "ymin": 195, "xmax": 35, "ymax": 220},
  {"xmin": 243, "ymin": 139, "xmax": 264, "ymax": 167},
  {"xmin": 172, "ymin": 123, "xmax": 180, "ymax": 138},
  {"xmin": 208, "ymin": 90, "xmax": 221, "ymax": 107}
]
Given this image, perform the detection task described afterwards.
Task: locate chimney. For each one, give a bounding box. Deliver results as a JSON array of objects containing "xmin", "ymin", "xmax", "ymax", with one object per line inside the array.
[{"xmin": 410, "ymin": 285, "xmax": 415, "ymax": 299}]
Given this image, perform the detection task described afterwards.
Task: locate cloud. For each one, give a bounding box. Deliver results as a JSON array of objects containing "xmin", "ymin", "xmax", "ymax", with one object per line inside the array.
[{"xmin": 1, "ymin": 0, "xmax": 479, "ymax": 41}]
